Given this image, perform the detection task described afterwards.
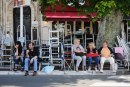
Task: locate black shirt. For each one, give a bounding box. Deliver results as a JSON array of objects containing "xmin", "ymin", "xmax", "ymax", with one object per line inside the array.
[
  {"xmin": 28, "ymin": 47, "xmax": 39, "ymax": 59},
  {"xmin": 86, "ymin": 48, "xmax": 97, "ymax": 54}
]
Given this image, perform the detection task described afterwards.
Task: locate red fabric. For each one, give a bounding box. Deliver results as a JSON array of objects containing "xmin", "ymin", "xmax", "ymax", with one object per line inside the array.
[
  {"xmin": 86, "ymin": 53, "xmax": 99, "ymax": 58},
  {"xmin": 44, "ymin": 5, "xmax": 97, "ymax": 20},
  {"xmin": 45, "ymin": 12, "xmax": 89, "ymax": 19}
]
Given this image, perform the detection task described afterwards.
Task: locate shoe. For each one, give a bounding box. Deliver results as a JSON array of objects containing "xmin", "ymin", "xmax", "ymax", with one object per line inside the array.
[
  {"xmin": 32, "ymin": 71, "xmax": 37, "ymax": 76},
  {"xmin": 88, "ymin": 67, "xmax": 91, "ymax": 72},
  {"xmin": 21, "ymin": 67, "xmax": 24, "ymax": 71},
  {"xmin": 13, "ymin": 68, "xmax": 17, "ymax": 71},
  {"xmin": 76, "ymin": 67, "xmax": 79, "ymax": 72},
  {"xmin": 24, "ymin": 71, "xmax": 29, "ymax": 76},
  {"xmin": 112, "ymin": 70, "xmax": 116, "ymax": 73},
  {"xmin": 100, "ymin": 69, "xmax": 103, "ymax": 73},
  {"xmin": 95, "ymin": 67, "xmax": 98, "ymax": 72},
  {"xmin": 82, "ymin": 66, "xmax": 86, "ymax": 71}
]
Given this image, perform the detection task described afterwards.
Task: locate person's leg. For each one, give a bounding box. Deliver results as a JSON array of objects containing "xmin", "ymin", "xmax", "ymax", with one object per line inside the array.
[
  {"xmin": 19, "ymin": 57, "xmax": 24, "ymax": 71},
  {"xmin": 24, "ymin": 58, "xmax": 30, "ymax": 76},
  {"xmin": 100, "ymin": 57, "xmax": 106, "ymax": 72},
  {"xmin": 93, "ymin": 57, "xmax": 100, "ymax": 66},
  {"xmin": 88, "ymin": 57, "xmax": 92, "ymax": 71},
  {"xmin": 108, "ymin": 57, "xmax": 116, "ymax": 72},
  {"xmin": 88, "ymin": 57, "xmax": 92, "ymax": 66},
  {"xmin": 75, "ymin": 56, "xmax": 82, "ymax": 71},
  {"xmin": 13, "ymin": 56, "xmax": 18, "ymax": 71},
  {"xmin": 32, "ymin": 58, "xmax": 38, "ymax": 76},
  {"xmin": 82, "ymin": 56, "xmax": 86, "ymax": 70},
  {"xmin": 33, "ymin": 58, "xmax": 38, "ymax": 72}
]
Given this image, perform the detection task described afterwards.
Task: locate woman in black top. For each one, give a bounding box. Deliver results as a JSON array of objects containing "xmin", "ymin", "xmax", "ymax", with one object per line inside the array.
[
  {"xmin": 13, "ymin": 41, "xmax": 23, "ymax": 71},
  {"xmin": 86, "ymin": 42, "xmax": 100, "ymax": 72}
]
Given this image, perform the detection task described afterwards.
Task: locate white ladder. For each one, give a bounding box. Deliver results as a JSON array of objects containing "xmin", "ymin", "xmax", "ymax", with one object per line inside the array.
[
  {"xmin": 0, "ymin": 26, "xmax": 13, "ymax": 70},
  {"xmin": 49, "ymin": 29, "xmax": 63, "ymax": 67}
]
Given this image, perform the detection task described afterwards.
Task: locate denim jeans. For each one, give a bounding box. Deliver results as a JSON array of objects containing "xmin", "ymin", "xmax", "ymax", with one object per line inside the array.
[
  {"xmin": 74, "ymin": 55, "xmax": 86, "ymax": 67},
  {"xmin": 24, "ymin": 57, "xmax": 37, "ymax": 71},
  {"xmin": 13, "ymin": 56, "xmax": 23, "ymax": 69},
  {"xmin": 88, "ymin": 57, "xmax": 100, "ymax": 66}
]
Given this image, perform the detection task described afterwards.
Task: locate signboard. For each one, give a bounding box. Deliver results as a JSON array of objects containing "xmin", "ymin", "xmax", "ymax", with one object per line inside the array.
[
  {"xmin": 32, "ymin": 21, "xmax": 38, "ymax": 27},
  {"xmin": 14, "ymin": 0, "xmax": 31, "ymax": 6}
]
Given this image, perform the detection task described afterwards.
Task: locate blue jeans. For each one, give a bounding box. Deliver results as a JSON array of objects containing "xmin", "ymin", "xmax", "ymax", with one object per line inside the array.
[
  {"xmin": 13, "ymin": 56, "xmax": 23, "ymax": 69},
  {"xmin": 88, "ymin": 57, "xmax": 100, "ymax": 66},
  {"xmin": 24, "ymin": 58, "xmax": 37, "ymax": 71}
]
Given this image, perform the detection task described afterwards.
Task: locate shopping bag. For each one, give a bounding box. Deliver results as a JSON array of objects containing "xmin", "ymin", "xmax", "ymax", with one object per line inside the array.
[{"xmin": 42, "ymin": 66, "xmax": 54, "ymax": 74}]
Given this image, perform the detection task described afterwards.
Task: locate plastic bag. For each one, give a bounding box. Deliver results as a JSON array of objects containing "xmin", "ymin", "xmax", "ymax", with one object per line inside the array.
[{"xmin": 42, "ymin": 66, "xmax": 54, "ymax": 74}]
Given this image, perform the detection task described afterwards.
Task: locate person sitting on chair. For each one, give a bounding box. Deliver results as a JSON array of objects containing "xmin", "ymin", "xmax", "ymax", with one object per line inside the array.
[
  {"xmin": 24, "ymin": 42, "xmax": 38, "ymax": 76},
  {"xmin": 98, "ymin": 41, "xmax": 116, "ymax": 73},
  {"xmin": 86, "ymin": 42, "xmax": 100, "ymax": 72},
  {"xmin": 72, "ymin": 39, "xmax": 86, "ymax": 72},
  {"xmin": 13, "ymin": 41, "xmax": 23, "ymax": 71}
]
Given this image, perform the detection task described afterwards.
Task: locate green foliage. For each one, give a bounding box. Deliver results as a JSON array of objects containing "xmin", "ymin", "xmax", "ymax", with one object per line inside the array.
[{"xmin": 39, "ymin": 0, "xmax": 130, "ymax": 19}]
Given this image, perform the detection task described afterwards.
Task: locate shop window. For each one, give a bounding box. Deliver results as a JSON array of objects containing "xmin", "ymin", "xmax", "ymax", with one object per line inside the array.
[
  {"xmin": 67, "ymin": 22, "xmax": 73, "ymax": 33},
  {"xmin": 84, "ymin": 22, "xmax": 90, "ymax": 34},
  {"xmin": 93, "ymin": 22, "xmax": 98, "ymax": 34},
  {"xmin": 52, "ymin": 21, "xmax": 57, "ymax": 30},
  {"xmin": 76, "ymin": 21, "xmax": 82, "ymax": 31}
]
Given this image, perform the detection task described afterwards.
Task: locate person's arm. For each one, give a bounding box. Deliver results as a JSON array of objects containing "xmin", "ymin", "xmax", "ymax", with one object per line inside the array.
[
  {"xmin": 15, "ymin": 48, "xmax": 19, "ymax": 56},
  {"xmin": 108, "ymin": 47, "xmax": 114, "ymax": 57},
  {"xmin": 79, "ymin": 45, "xmax": 85, "ymax": 53},
  {"xmin": 98, "ymin": 47, "xmax": 102, "ymax": 56},
  {"xmin": 26, "ymin": 50, "xmax": 29, "ymax": 58}
]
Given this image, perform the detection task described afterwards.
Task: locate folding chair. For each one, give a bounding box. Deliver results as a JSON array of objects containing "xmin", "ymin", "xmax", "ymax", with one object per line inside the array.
[{"xmin": 114, "ymin": 47, "xmax": 129, "ymax": 68}]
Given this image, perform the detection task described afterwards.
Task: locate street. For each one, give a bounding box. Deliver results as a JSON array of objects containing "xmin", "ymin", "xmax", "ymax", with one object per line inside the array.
[{"xmin": 0, "ymin": 75, "xmax": 130, "ymax": 87}]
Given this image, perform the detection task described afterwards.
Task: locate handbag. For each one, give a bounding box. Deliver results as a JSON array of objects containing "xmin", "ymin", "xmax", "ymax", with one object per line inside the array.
[
  {"xmin": 75, "ymin": 52, "xmax": 86, "ymax": 56},
  {"xmin": 75, "ymin": 46, "xmax": 86, "ymax": 56},
  {"xmin": 86, "ymin": 53, "xmax": 99, "ymax": 58}
]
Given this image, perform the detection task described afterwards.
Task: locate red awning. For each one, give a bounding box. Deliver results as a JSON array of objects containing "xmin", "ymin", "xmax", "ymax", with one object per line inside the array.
[
  {"xmin": 45, "ymin": 12, "xmax": 89, "ymax": 19},
  {"xmin": 44, "ymin": 6, "xmax": 96, "ymax": 21}
]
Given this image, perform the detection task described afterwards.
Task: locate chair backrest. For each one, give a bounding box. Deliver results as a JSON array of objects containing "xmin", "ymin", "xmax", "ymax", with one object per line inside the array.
[{"xmin": 114, "ymin": 47, "xmax": 124, "ymax": 56}]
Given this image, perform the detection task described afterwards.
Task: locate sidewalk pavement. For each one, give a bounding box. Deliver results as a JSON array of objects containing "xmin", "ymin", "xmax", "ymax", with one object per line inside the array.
[{"xmin": 0, "ymin": 70, "xmax": 117, "ymax": 75}]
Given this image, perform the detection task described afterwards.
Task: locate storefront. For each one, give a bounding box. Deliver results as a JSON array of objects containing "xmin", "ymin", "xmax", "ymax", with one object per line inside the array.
[{"xmin": 41, "ymin": 6, "xmax": 98, "ymax": 47}]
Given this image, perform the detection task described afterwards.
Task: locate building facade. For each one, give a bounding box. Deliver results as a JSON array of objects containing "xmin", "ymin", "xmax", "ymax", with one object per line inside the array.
[{"xmin": 0, "ymin": 0, "xmax": 130, "ymax": 46}]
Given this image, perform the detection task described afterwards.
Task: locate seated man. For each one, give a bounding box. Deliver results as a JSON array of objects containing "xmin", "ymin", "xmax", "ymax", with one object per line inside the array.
[
  {"xmin": 24, "ymin": 42, "xmax": 38, "ymax": 76},
  {"xmin": 98, "ymin": 41, "xmax": 116, "ymax": 73}
]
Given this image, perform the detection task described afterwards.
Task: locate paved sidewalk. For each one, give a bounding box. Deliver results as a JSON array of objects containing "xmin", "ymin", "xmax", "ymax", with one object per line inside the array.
[{"xmin": 0, "ymin": 70, "xmax": 116, "ymax": 75}]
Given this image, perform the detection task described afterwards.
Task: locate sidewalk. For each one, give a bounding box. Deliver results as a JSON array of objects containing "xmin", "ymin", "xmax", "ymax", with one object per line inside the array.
[{"xmin": 0, "ymin": 70, "xmax": 117, "ymax": 75}]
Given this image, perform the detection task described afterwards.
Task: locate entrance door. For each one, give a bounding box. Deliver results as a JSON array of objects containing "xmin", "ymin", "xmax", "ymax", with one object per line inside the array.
[{"xmin": 13, "ymin": 6, "xmax": 31, "ymax": 43}]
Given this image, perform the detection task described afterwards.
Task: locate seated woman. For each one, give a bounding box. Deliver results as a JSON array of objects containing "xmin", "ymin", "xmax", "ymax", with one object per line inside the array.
[
  {"xmin": 13, "ymin": 41, "xmax": 23, "ymax": 71},
  {"xmin": 72, "ymin": 39, "xmax": 86, "ymax": 71},
  {"xmin": 86, "ymin": 42, "xmax": 100, "ymax": 72},
  {"xmin": 98, "ymin": 41, "xmax": 116, "ymax": 73},
  {"xmin": 24, "ymin": 42, "xmax": 38, "ymax": 76}
]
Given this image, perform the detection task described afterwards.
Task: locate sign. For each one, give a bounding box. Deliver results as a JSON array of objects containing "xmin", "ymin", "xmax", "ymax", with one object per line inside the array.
[
  {"xmin": 32, "ymin": 21, "xmax": 38, "ymax": 27},
  {"xmin": 14, "ymin": 0, "xmax": 31, "ymax": 6},
  {"xmin": 18, "ymin": 37, "xmax": 25, "ymax": 43}
]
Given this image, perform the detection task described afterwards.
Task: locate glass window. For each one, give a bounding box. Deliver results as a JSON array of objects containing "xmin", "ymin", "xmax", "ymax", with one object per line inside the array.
[{"xmin": 76, "ymin": 21, "xmax": 82, "ymax": 31}]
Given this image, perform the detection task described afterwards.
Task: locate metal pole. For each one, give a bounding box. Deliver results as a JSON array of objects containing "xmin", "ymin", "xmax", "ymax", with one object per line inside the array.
[{"xmin": 20, "ymin": 5, "xmax": 23, "ymax": 38}]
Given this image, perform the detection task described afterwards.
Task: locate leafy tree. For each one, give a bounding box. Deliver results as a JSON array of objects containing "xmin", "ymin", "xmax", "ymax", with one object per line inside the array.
[{"xmin": 39, "ymin": 0, "xmax": 130, "ymax": 47}]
